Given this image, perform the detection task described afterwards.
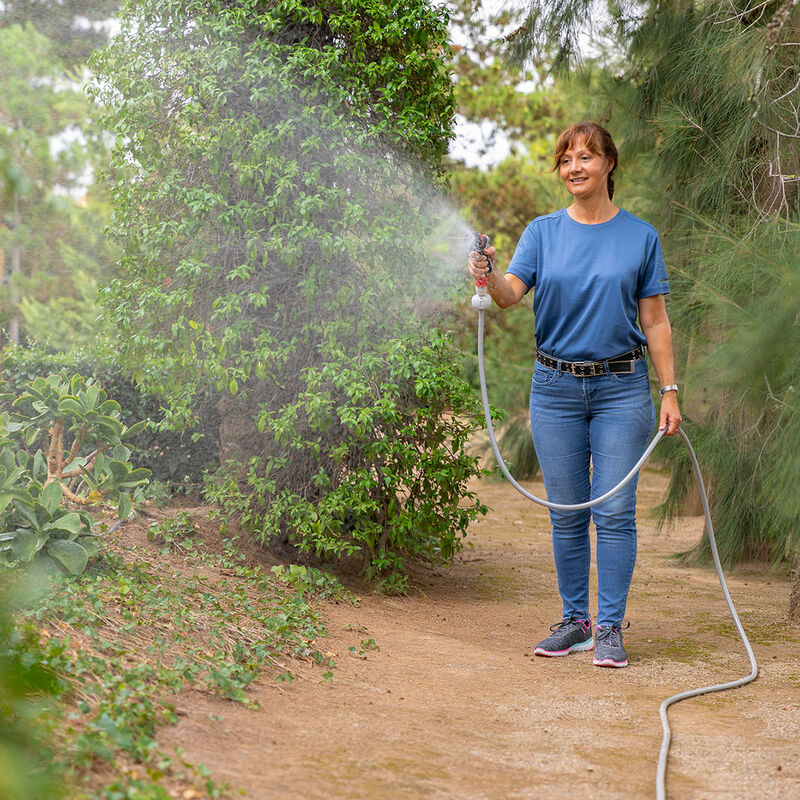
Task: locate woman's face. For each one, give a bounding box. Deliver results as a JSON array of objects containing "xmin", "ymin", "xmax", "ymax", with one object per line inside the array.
[{"xmin": 558, "ymin": 137, "xmax": 613, "ymax": 200}]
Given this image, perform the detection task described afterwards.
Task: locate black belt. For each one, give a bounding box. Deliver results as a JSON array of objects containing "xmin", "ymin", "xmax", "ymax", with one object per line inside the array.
[{"xmin": 536, "ymin": 345, "xmax": 645, "ymax": 377}]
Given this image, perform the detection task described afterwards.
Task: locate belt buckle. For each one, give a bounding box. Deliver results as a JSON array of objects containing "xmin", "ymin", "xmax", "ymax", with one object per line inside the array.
[{"xmin": 571, "ymin": 361, "xmax": 599, "ymax": 377}]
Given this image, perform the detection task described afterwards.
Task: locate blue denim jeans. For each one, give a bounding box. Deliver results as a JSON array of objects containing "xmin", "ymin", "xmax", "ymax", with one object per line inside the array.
[{"xmin": 529, "ymin": 357, "xmax": 655, "ymax": 627}]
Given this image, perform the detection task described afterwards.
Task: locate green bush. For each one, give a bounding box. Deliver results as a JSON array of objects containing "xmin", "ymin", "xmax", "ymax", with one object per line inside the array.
[
  {"xmin": 206, "ymin": 331, "xmax": 487, "ymax": 591},
  {"xmin": 91, "ymin": 0, "xmax": 486, "ymax": 588}
]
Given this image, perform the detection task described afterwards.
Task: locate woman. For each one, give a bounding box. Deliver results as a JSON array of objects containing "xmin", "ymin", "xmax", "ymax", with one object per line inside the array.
[{"xmin": 468, "ymin": 121, "xmax": 681, "ymax": 668}]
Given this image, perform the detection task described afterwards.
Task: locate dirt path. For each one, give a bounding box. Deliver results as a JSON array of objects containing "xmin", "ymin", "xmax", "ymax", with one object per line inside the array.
[{"xmin": 162, "ymin": 471, "xmax": 800, "ymax": 800}]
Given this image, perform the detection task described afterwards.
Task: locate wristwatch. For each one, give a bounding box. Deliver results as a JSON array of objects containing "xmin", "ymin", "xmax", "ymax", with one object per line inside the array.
[{"xmin": 659, "ymin": 384, "xmax": 679, "ymax": 397}]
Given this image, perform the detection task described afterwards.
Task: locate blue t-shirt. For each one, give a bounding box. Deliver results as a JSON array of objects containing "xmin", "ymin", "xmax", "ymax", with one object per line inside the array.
[{"xmin": 506, "ymin": 208, "xmax": 669, "ymax": 362}]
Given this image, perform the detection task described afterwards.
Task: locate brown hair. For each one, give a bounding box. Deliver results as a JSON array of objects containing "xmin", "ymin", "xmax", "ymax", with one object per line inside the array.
[{"xmin": 551, "ymin": 121, "xmax": 618, "ymax": 200}]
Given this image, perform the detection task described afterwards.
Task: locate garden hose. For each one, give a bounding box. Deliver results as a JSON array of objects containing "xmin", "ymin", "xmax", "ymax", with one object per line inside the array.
[{"xmin": 470, "ymin": 247, "xmax": 758, "ymax": 799}]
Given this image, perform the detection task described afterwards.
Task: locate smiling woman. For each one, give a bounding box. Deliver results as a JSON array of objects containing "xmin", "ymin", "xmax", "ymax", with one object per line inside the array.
[
  {"xmin": 554, "ymin": 122, "xmax": 618, "ymax": 208},
  {"xmin": 468, "ymin": 120, "xmax": 681, "ymax": 668}
]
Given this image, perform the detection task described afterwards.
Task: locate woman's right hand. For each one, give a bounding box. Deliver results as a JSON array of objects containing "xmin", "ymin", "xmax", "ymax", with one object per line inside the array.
[{"xmin": 468, "ymin": 246, "xmax": 497, "ymax": 281}]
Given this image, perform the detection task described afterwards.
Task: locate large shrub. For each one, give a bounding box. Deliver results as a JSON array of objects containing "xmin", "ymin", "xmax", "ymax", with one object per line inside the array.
[{"xmin": 91, "ymin": 0, "xmax": 486, "ymax": 587}]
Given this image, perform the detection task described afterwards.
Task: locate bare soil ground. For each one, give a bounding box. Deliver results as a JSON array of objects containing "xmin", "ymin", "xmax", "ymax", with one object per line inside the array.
[{"xmin": 158, "ymin": 471, "xmax": 800, "ymax": 800}]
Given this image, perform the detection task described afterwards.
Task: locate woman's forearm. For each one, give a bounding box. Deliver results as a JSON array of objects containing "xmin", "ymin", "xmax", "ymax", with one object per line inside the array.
[
  {"xmin": 643, "ymin": 318, "xmax": 676, "ymax": 389},
  {"xmin": 486, "ymin": 269, "xmax": 527, "ymax": 308}
]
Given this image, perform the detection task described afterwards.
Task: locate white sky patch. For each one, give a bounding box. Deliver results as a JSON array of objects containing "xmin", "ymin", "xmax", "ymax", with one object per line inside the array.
[{"xmin": 449, "ymin": 114, "xmax": 512, "ymax": 169}]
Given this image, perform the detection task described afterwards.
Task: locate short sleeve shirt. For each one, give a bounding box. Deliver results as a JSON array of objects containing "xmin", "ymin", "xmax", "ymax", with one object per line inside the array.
[{"xmin": 505, "ymin": 208, "xmax": 669, "ymax": 362}]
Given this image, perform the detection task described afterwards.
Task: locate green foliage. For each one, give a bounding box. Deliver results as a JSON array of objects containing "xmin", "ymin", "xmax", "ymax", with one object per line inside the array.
[
  {"xmin": 657, "ymin": 219, "xmax": 800, "ymax": 565},
  {"xmin": 206, "ymin": 331, "xmax": 487, "ymax": 592},
  {"xmin": 0, "ymin": 582, "xmax": 63, "ymax": 800},
  {"xmin": 92, "ymin": 0, "xmax": 486, "ymax": 587},
  {"xmin": 0, "ymin": 372, "xmax": 149, "ymax": 574},
  {"xmin": 90, "ymin": 0, "xmax": 456, "ymax": 416},
  {"xmin": 0, "ymin": 514, "xmax": 333, "ymax": 798},
  {"xmin": 1, "ymin": 346, "xmax": 221, "ymax": 491},
  {"xmin": 0, "ymin": 21, "xmax": 118, "ymax": 347},
  {"xmin": 0, "ymin": 0, "xmax": 119, "ymax": 67},
  {"xmin": 269, "ymin": 563, "xmax": 356, "ymax": 603}
]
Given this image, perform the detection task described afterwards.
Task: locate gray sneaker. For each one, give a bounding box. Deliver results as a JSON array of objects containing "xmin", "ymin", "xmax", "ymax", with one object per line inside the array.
[
  {"xmin": 593, "ymin": 622, "xmax": 630, "ymax": 667},
  {"xmin": 534, "ymin": 617, "xmax": 594, "ymax": 657}
]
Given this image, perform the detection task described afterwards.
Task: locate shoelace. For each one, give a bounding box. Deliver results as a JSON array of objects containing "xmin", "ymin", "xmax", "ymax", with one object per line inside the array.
[
  {"xmin": 549, "ymin": 617, "xmax": 587, "ymax": 633},
  {"xmin": 596, "ymin": 620, "xmax": 630, "ymax": 647}
]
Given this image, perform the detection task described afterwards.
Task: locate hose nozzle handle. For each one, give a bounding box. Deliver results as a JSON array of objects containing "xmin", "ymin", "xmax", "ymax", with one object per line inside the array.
[
  {"xmin": 471, "ymin": 232, "xmax": 493, "ymax": 309},
  {"xmin": 473, "ymin": 232, "xmax": 491, "ymax": 288}
]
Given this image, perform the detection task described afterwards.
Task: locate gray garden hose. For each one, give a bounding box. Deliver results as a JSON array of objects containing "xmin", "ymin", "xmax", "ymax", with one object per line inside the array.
[{"xmin": 474, "ymin": 303, "xmax": 758, "ymax": 800}]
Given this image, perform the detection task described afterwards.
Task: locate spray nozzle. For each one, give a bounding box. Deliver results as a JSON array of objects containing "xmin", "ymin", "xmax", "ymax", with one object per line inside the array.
[
  {"xmin": 471, "ymin": 232, "xmax": 493, "ymax": 310},
  {"xmin": 473, "ymin": 232, "xmax": 491, "ymax": 256},
  {"xmin": 472, "ymin": 232, "xmax": 492, "ymax": 285}
]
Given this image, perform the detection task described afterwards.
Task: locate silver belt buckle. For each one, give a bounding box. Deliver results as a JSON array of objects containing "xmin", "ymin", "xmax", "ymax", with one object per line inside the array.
[
  {"xmin": 571, "ymin": 361, "xmax": 599, "ymax": 376},
  {"xmin": 609, "ymin": 359, "xmax": 636, "ymax": 373}
]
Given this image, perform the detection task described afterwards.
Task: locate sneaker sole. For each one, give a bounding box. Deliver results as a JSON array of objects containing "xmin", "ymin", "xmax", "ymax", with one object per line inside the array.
[
  {"xmin": 534, "ymin": 637, "xmax": 594, "ymax": 657},
  {"xmin": 592, "ymin": 656, "xmax": 628, "ymax": 667}
]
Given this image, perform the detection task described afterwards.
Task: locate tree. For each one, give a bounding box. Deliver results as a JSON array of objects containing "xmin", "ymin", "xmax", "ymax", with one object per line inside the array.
[
  {"xmin": 0, "ymin": 0, "xmax": 119, "ymax": 68},
  {"xmin": 91, "ymin": 0, "xmax": 486, "ymax": 589},
  {"xmin": 0, "ymin": 22, "xmax": 116, "ymax": 347}
]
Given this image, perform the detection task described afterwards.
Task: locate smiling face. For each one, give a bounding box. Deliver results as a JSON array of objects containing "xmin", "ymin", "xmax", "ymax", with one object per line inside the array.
[{"xmin": 558, "ymin": 137, "xmax": 614, "ymax": 201}]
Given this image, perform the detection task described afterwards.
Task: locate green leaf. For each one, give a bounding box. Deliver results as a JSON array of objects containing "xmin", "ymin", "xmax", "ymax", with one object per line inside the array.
[
  {"xmin": 13, "ymin": 498, "xmax": 40, "ymax": 530},
  {"xmin": 124, "ymin": 420, "xmax": 146, "ymax": 437},
  {"xmin": 48, "ymin": 512, "xmax": 82, "ymax": 535},
  {"xmin": 46, "ymin": 538, "xmax": 89, "ymax": 575},
  {"xmin": 77, "ymin": 535, "xmax": 101, "ymax": 558},
  {"xmin": 25, "ymin": 553, "xmax": 64, "ymax": 586},
  {"xmin": 32, "ymin": 451, "xmax": 47, "ymax": 481},
  {"xmin": 109, "ymin": 460, "xmax": 130, "ymax": 483},
  {"xmin": 0, "ymin": 448, "xmax": 15, "ymax": 473},
  {"xmin": 58, "ymin": 396, "xmax": 84, "ymax": 415},
  {"xmin": 113, "ymin": 444, "xmax": 132, "ymax": 462},
  {"xmin": 118, "ymin": 467, "xmax": 150, "ymax": 487},
  {"xmin": 117, "ymin": 493, "xmax": 131, "ymax": 520},
  {"xmin": 0, "ymin": 494, "xmax": 12, "ymax": 515},
  {"xmin": 41, "ymin": 481, "xmax": 63, "ymax": 515},
  {"xmin": 11, "ymin": 530, "xmax": 43, "ymax": 562}
]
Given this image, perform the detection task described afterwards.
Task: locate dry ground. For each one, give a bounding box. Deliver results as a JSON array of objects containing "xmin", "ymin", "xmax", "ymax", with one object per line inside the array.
[{"xmin": 158, "ymin": 471, "xmax": 800, "ymax": 800}]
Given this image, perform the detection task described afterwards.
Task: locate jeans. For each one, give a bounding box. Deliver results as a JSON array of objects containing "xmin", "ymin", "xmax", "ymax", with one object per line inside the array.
[{"xmin": 529, "ymin": 357, "xmax": 655, "ymax": 627}]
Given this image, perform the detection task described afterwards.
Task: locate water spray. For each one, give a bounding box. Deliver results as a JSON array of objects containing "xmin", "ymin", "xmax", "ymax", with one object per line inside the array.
[{"xmin": 469, "ymin": 234, "xmax": 759, "ymax": 800}]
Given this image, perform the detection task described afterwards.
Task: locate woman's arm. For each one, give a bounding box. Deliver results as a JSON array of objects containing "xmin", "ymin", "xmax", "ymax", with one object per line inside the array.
[
  {"xmin": 638, "ymin": 294, "xmax": 682, "ymax": 436},
  {"xmin": 467, "ymin": 246, "xmax": 529, "ymax": 308}
]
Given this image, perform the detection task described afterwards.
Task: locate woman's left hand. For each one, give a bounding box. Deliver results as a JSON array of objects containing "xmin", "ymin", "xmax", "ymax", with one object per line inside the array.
[{"xmin": 659, "ymin": 392, "xmax": 682, "ymax": 436}]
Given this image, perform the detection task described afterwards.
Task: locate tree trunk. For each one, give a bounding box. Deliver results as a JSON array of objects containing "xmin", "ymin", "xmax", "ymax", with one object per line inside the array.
[{"xmin": 789, "ymin": 565, "xmax": 800, "ymax": 626}]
